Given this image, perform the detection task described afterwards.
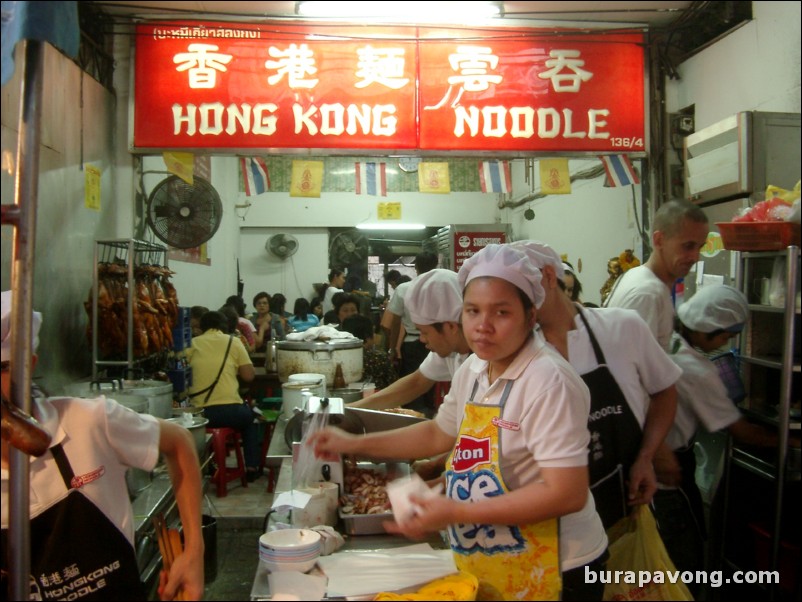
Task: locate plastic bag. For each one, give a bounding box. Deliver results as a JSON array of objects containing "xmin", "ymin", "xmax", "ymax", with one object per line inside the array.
[
  {"xmin": 602, "ymin": 505, "xmax": 694, "ymax": 601},
  {"xmin": 292, "ymin": 406, "xmax": 331, "ymax": 489}
]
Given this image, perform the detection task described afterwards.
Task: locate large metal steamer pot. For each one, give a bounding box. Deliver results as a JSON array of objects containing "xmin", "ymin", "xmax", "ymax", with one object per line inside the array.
[
  {"xmin": 62, "ymin": 378, "xmax": 174, "ymax": 418},
  {"xmin": 276, "ymin": 339, "xmax": 363, "ymax": 386}
]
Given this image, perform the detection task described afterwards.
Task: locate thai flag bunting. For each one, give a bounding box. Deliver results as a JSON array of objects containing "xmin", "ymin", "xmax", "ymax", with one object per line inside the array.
[
  {"xmin": 479, "ymin": 161, "xmax": 512, "ymax": 193},
  {"xmin": 355, "ymin": 162, "xmax": 387, "ymax": 196},
  {"xmin": 241, "ymin": 156, "xmax": 270, "ymax": 196},
  {"xmin": 599, "ymin": 155, "xmax": 640, "ymax": 187}
]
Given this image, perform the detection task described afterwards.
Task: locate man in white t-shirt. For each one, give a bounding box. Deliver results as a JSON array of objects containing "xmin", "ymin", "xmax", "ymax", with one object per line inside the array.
[
  {"xmin": 321, "ymin": 269, "xmax": 346, "ymax": 314},
  {"xmin": 513, "ymin": 241, "xmax": 680, "ymax": 530},
  {"xmin": 603, "ymin": 199, "xmax": 709, "ymax": 351},
  {"xmin": 350, "ymin": 269, "xmax": 470, "ymax": 415},
  {"xmin": 0, "ymin": 291, "xmax": 204, "ymax": 601},
  {"xmin": 382, "ymin": 252, "xmax": 440, "ymax": 416}
]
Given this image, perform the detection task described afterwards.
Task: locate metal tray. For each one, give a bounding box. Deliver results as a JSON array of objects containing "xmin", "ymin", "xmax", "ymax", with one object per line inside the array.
[{"xmin": 339, "ymin": 461, "xmax": 411, "ymax": 535}]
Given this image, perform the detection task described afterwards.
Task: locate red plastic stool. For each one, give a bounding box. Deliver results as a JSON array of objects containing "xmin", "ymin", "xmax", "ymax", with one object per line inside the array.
[{"xmin": 207, "ymin": 427, "xmax": 248, "ymax": 497}]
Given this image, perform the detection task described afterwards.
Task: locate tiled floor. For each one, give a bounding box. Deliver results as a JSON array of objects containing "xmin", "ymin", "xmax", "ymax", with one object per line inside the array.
[{"xmin": 202, "ymin": 473, "xmax": 275, "ymax": 601}]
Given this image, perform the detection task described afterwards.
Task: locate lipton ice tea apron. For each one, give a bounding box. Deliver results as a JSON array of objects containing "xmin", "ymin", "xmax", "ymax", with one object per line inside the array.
[
  {"xmin": 445, "ymin": 379, "xmax": 561, "ymax": 601},
  {"xmin": 3, "ymin": 443, "xmax": 147, "ymax": 600}
]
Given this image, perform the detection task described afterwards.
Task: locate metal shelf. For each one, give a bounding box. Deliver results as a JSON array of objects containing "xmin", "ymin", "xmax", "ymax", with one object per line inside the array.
[{"xmin": 719, "ymin": 246, "xmax": 800, "ymax": 599}]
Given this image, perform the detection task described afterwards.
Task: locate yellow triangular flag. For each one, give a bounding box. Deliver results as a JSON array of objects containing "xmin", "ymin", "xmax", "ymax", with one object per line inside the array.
[
  {"xmin": 163, "ymin": 151, "xmax": 194, "ymax": 185},
  {"xmin": 418, "ymin": 162, "xmax": 450, "ymax": 194},
  {"xmin": 539, "ymin": 159, "xmax": 571, "ymax": 195},
  {"xmin": 290, "ymin": 160, "xmax": 324, "ymax": 197}
]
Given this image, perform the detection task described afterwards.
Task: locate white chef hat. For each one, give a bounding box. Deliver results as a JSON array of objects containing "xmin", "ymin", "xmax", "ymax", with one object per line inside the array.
[
  {"xmin": 509, "ymin": 240, "xmax": 566, "ymax": 280},
  {"xmin": 406, "ymin": 269, "xmax": 463, "ymax": 325},
  {"xmin": 677, "ymin": 285, "xmax": 749, "ymax": 333},
  {"xmin": 1, "ymin": 290, "xmax": 43, "ymax": 362},
  {"xmin": 458, "ymin": 244, "xmax": 545, "ymax": 308}
]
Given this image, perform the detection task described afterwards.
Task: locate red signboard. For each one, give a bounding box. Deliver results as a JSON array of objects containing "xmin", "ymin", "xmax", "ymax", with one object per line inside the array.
[
  {"xmin": 133, "ymin": 22, "xmax": 644, "ymax": 153},
  {"xmin": 133, "ymin": 22, "xmax": 419, "ymax": 151},
  {"xmin": 454, "ymin": 231, "xmax": 507, "ymax": 271},
  {"xmin": 418, "ymin": 29, "xmax": 645, "ymax": 152}
]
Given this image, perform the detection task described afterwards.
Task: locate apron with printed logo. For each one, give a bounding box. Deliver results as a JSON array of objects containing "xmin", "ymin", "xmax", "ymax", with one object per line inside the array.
[
  {"xmin": 1, "ymin": 443, "xmax": 146, "ymax": 601},
  {"xmin": 576, "ymin": 307, "xmax": 643, "ymax": 531},
  {"xmin": 445, "ymin": 379, "xmax": 561, "ymax": 601}
]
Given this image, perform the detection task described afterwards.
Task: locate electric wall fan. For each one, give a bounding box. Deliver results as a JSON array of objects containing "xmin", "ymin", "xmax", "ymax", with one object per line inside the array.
[
  {"xmin": 146, "ymin": 176, "xmax": 223, "ymax": 249},
  {"xmin": 266, "ymin": 233, "xmax": 299, "ymax": 260}
]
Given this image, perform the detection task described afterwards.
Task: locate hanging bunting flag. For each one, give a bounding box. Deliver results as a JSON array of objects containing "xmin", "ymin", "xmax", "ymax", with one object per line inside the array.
[
  {"xmin": 600, "ymin": 155, "xmax": 640, "ymax": 187},
  {"xmin": 539, "ymin": 159, "xmax": 571, "ymax": 195},
  {"xmin": 290, "ymin": 160, "xmax": 324, "ymax": 197},
  {"xmin": 163, "ymin": 151, "xmax": 194, "ymax": 185},
  {"xmin": 241, "ymin": 156, "xmax": 270, "ymax": 196},
  {"xmin": 418, "ymin": 162, "xmax": 450, "ymax": 194},
  {"xmin": 479, "ymin": 161, "xmax": 512, "ymax": 194},
  {"xmin": 355, "ymin": 162, "xmax": 387, "ymax": 196}
]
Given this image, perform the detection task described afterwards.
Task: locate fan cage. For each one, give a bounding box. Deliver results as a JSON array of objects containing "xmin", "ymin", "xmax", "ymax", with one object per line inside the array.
[
  {"xmin": 268, "ymin": 234, "xmax": 299, "ymax": 259},
  {"xmin": 147, "ymin": 176, "xmax": 223, "ymax": 249}
]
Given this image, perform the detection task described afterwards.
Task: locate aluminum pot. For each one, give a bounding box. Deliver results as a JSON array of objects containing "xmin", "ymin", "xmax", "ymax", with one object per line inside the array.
[
  {"xmin": 167, "ymin": 416, "xmax": 210, "ymax": 458},
  {"xmin": 276, "ymin": 339, "xmax": 363, "ymax": 386},
  {"xmin": 281, "ymin": 381, "xmax": 325, "ymax": 419},
  {"xmin": 62, "ymin": 378, "xmax": 174, "ymax": 418},
  {"xmin": 327, "ymin": 388, "xmax": 363, "ymax": 403}
]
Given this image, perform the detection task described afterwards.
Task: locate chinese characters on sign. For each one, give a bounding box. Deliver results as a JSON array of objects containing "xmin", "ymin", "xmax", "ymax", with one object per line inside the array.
[{"xmin": 134, "ymin": 23, "xmax": 644, "ymax": 153}]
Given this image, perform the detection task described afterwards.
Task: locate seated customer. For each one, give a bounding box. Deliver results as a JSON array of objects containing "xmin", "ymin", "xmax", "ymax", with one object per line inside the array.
[
  {"xmin": 187, "ymin": 310, "xmax": 261, "ymax": 481},
  {"xmin": 334, "ymin": 293, "xmax": 360, "ymax": 327},
  {"xmin": 189, "ymin": 305, "xmax": 208, "ymax": 338},
  {"xmin": 288, "ymin": 297, "xmax": 320, "ymax": 333},
  {"xmin": 221, "ymin": 302, "xmax": 255, "ymax": 353},
  {"xmin": 341, "ymin": 314, "xmax": 397, "ymax": 390}
]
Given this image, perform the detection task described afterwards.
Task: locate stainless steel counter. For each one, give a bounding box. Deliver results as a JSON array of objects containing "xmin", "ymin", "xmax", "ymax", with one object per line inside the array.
[{"xmin": 251, "ymin": 457, "xmax": 448, "ymax": 600}]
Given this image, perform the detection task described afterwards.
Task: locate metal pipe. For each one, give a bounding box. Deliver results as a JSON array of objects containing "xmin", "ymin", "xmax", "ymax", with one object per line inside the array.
[{"xmin": 8, "ymin": 39, "xmax": 44, "ymax": 601}]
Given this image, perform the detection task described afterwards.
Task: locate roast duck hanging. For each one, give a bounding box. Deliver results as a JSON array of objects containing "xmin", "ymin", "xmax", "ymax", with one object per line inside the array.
[{"xmin": 84, "ymin": 263, "xmax": 179, "ymax": 358}]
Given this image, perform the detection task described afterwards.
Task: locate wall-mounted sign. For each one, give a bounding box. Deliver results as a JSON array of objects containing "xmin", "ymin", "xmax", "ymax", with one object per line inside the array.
[
  {"xmin": 453, "ymin": 230, "xmax": 508, "ymax": 271},
  {"xmin": 133, "ymin": 22, "xmax": 644, "ymax": 154}
]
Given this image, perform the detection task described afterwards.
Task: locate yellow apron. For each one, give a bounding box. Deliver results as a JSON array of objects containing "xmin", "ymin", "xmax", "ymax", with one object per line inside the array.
[{"xmin": 445, "ymin": 379, "xmax": 562, "ymax": 601}]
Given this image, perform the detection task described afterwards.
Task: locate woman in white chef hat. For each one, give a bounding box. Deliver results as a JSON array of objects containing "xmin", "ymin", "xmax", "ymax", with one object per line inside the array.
[
  {"xmin": 653, "ymin": 284, "xmax": 789, "ymax": 586},
  {"xmin": 309, "ymin": 245, "xmax": 608, "ymax": 601}
]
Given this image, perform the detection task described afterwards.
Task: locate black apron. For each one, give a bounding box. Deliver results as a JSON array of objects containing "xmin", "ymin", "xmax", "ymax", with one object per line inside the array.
[
  {"xmin": 2, "ymin": 444, "xmax": 146, "ymax": 601},
  {"xmin": 576, "ymin": 307, "xmax": 643, "ymax": 530}
]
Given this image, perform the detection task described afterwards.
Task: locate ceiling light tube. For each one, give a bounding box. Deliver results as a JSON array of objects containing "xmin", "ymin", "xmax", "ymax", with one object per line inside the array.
[
  {"xmin": 356, "ymin": 223, "xmax": 426, "ymax": 230},
  {"xmin": 296, "ymin": 1, "xmax": 502, "ymax": 21}
]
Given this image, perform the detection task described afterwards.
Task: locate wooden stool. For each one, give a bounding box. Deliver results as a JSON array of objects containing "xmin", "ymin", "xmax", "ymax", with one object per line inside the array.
[{"xmin": 207, "ymin": 427, "xmax": 248, "ymax": 497}]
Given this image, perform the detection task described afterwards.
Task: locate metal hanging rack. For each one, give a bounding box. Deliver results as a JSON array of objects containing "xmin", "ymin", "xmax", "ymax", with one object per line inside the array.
[{"xmin": 91, "ymin": 238, "xmax": 169, "ymax": 379}]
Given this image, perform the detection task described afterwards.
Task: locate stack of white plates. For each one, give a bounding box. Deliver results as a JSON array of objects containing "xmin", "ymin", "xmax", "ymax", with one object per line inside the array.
[{"xmin": 259, "ymin": 528, "xmax": 321, "ymax": 573}]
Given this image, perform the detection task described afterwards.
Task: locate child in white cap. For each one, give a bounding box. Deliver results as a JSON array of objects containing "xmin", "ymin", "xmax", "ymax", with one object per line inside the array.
[
  {"xmin": 309, "ymin": 245, "xmax": 607, "ymax": 601},
  {"xmin": 0, "ymin": 291, "xmax": 204, "ymax": 601},
  {"xmin": 653, "ymin": 284, "xmax": 790, "ymax": 588}
]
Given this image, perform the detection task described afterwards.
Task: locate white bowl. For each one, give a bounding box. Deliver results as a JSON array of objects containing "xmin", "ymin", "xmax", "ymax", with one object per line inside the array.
[
  {"xmin": 260, "ymin": 556, "xmax": 318, "ymax": 573},
  {"xmin": 259, "ymin": 528, "xmax": 321, "ymax": 552}
]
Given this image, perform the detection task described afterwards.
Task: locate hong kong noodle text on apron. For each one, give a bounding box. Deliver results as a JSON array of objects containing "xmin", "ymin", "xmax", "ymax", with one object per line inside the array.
[
  {"xmin": 445, "ymin": 378, "xmax": 561, "ymax": 601},
  {"xmin": 576, "ymin": 307, "xmax": 643, "ymax": 531},
  {"xmin": 3, "ymin": 443, "xmax": 146, "ymax": 601}
]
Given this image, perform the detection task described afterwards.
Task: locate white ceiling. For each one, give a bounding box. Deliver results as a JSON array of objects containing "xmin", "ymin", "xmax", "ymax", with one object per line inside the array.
[{"xmin": 92, "ymin": 1, "xmax": 693, "ymax": 28}]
